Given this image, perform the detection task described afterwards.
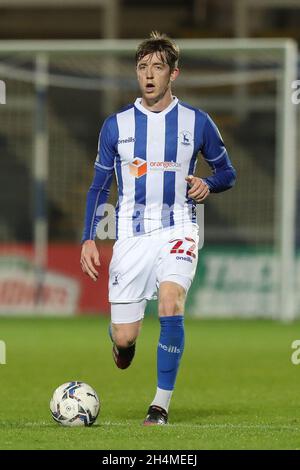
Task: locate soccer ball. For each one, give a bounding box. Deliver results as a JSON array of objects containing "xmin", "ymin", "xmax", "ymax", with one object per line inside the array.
[{"xmin": 50, "ymin": 381, "xmax": 100, "ymax": 427}]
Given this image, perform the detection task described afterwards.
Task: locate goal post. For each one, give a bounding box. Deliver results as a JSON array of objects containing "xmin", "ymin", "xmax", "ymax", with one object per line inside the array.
[
  {"xmin": 0, "ymin": 38, "xmax": 297, "ymax": 319},
  {"xmin": 275, "ymin": 40, "xmax": 297, "ymax": 321}
]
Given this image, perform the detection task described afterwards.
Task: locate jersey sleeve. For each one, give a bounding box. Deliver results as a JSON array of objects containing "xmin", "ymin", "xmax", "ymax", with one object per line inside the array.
[
  {"xmin": 200, "ymin": 114, "xmax": 236, "ymax": 193},
  {"xmin": 94, "ymin": 115, "xmax": 118, "ymax": 171},
  {"xmin": 82, "ymin": 116, "xmax": 118, "ymax": 242}
]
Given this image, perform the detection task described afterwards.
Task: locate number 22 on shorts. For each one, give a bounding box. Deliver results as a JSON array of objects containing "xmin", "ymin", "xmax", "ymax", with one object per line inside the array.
[{"xmin": 169, "ymin": 238, "xmax": 196, "ymax": 259}]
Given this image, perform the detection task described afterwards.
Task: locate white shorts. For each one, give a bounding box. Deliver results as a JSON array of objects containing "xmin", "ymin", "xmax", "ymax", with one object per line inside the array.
[{"xmin": 109, "ymin": 224, "xmax": 199, "ymax": 322}]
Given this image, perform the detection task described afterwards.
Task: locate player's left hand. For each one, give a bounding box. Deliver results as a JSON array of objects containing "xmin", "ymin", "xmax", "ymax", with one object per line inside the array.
[{"xmin": 185, "ymin": 175, "xmax": 210, "ymax": 203}]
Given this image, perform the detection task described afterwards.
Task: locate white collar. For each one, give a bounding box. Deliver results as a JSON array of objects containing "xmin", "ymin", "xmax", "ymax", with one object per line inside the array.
[{"xmin": 134, "ymin": 96, "xmax": 178, "ymax": 118}]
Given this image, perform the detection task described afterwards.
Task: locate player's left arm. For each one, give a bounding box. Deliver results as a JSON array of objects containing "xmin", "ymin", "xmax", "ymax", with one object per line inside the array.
[
  {"xmin": 200, "ymin": 114, "xmax": 237, "ymax": 194},
  {"xmin": 185, "ymin": 174, "xmax": 210, "ymax": 203}
]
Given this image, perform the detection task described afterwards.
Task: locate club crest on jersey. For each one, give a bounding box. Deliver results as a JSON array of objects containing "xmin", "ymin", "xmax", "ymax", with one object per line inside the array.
[
  {"xmin": 129, "ymin": 157, "xmax": 147, "ymax": 178},
  {"xmin": 179, "ymin": 131, "xmax": 193, "ymax": 146}
]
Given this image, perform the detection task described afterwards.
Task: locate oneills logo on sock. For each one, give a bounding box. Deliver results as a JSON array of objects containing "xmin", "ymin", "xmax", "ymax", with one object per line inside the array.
[{"xmin": 158, "ymin": 342, "xmax": 181, "ymax": 354}]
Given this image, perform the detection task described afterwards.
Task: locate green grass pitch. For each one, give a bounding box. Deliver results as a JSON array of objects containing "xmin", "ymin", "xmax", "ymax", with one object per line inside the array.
[{"xmin": 0, "ymin": 315, "xmax": 299, "ymax": 450}]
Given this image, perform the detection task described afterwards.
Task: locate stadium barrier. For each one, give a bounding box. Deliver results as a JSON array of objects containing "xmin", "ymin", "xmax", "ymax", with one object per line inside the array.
[
  {"xmin": 0, "ymin": 243, "xmax": 111, "ymax": 315},
  {"xmin": 1, "ymin": 243, "xmax": 299, "ymax": 318}
]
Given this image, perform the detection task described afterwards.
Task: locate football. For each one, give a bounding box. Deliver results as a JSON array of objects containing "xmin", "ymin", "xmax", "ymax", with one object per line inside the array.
[{"xmin": 50, "ymin": 381, "xmax": 100, "ymax": 427}]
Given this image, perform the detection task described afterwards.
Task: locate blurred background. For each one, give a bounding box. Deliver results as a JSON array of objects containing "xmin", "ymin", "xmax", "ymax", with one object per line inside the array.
[{"xmin": 0, "ymin": 0, "xmax": 299, "ymax": 319}]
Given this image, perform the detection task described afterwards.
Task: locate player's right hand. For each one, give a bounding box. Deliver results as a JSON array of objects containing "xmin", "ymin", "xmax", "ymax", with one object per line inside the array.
[{"xmin": 80, "ymin": 240, "xmax": 100, "ymax": 282}]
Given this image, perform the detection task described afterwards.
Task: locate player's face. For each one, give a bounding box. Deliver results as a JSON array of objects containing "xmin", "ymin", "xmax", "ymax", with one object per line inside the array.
[{"xmin": 136, "ymin": 52, "xmax": 179, "ymax": 105}]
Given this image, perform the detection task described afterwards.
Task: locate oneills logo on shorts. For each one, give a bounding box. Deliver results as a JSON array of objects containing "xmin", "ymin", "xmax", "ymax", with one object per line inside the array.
[{"xmin": 129, "ymin": 157, "xmax": 147, "ymax": 178}]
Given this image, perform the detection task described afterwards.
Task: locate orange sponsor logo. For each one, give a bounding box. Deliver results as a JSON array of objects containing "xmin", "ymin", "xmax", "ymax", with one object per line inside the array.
[{"xmin": 129, "ymin": 158, "xmax": 147, "ymax": 178}]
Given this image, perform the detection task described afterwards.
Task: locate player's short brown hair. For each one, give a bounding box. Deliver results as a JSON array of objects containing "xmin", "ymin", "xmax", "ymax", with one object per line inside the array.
[{"xmin": 135, "ymin": 31, "xmax": 179, "ymax": 71}]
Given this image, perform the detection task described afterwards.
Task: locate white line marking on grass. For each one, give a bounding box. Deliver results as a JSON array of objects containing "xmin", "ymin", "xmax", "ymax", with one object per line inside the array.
[
  {"xmin": 11, "ymin": 421, "xmax": 299, "ymax": 431},
  {"xmin": 100, "ymin": 422, "xmax": 299, "ymax": 431}
]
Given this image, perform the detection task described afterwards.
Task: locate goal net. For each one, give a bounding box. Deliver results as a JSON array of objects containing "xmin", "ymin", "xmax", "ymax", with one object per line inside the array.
[{"xmin": 0, "ymin": 39, "xmax": 298, "ymax": 319}]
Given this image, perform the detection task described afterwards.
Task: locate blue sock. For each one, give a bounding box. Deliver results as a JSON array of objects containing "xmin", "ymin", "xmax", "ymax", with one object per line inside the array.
[{"xmin": 157, "ymin": 315, "xmax": 184, "ymax": 391}]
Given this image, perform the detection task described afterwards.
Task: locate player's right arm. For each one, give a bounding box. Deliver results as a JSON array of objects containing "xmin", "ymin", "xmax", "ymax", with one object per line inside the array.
[
  {"xmin": 81, "ymin": 115, "xmax": 118, "ymax": 281},
  {"xmin": 81, "ymin": 239, "xmax": 101, "ymax": 282}
]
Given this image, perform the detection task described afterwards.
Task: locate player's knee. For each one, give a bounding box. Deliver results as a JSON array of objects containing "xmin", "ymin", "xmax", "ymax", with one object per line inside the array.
[
  {"xmin": 159, "ymin": 282, "xmax": 186, "ymax": 316},
  {"xmin": 158, "ymin": 292, "xmax": 185, "ymax": 316}
]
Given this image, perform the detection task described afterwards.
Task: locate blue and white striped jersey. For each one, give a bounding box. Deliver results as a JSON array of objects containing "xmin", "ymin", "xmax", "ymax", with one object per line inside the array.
[{"xmin": 82, "ymin": 97, "xmax": 236, "ymax": 241}]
